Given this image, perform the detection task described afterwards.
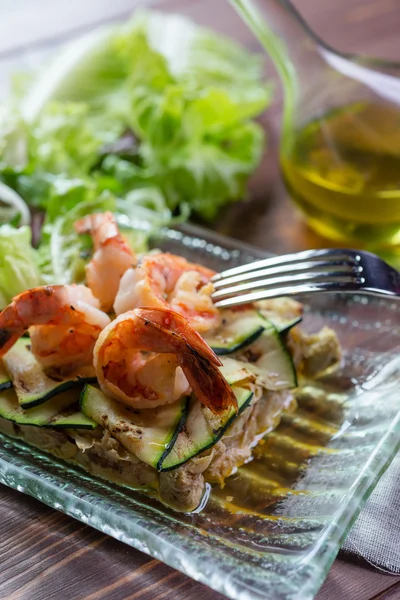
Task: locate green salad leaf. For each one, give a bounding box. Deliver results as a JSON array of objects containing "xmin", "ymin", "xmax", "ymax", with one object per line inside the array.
[
  {"xmin": 0, "ymin": 10, "xmax": 270, "ymax": 226},
  {"xmin": 0, "ymin": 106, "xmax": 28, "ymax": 172},
  {"xmin": 37, "ymin": 193, "xmax": 116, "ymax": 285},
  {"xmin": 0, "ymin": 225, "xmax": 42, "ymax": 308},
  {"xmin": 0, "ymin": 180, "xmax": 31, "ymax": 226},
  {"xmin": 38, "ymin": 186, "xmax": 175, "ymax": 285},
  {"xmin": 28, "ymin": 102, "xmax": 116, "ymax": 177},
  {"xmin": 0, "ymin": 10, "xmax": 272, "ymax": 294},
  {"xmin": 159, "ymin": 121, "xmax": 265, "ymax": 220}
]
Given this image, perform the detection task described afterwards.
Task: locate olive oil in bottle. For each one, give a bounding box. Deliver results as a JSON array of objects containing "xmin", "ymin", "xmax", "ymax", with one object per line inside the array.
[{"xmin": 281, "ymin": 102, "xmax": 400, "ymax": 246}]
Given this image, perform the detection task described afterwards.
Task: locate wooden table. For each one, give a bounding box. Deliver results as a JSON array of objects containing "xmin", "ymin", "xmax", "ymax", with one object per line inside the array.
[{"xmin": 1, "ymin": 1, "xmax": 400, "ymax": 598}]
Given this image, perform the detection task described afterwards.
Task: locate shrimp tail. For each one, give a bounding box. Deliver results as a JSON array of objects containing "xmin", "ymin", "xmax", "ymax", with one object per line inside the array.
[
  {"xmin": 135, "ymin": 307, "xmax": 222, "ymax": 367},
  {"xmin": 180, "ymin": 351, "xmax": 238, "ymax": 415},
  {"xmin": 0, "ymin": 304, "xmax": 25, "ymax": 356},
  {"xmin": 74, "ymin": 212, "xmax": 133, "ymax": 257},
  {"xmin": 74, "ymin": 213, "xmax": 106, "ymax": 236},
  {"xmin": 136, "ymin": 308, "xmax": 237, "ymax": 414}
]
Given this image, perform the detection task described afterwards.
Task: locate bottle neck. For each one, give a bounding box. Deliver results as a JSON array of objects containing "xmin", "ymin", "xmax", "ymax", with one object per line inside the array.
[{"xmin": 229, "ymin": 0, "xmax": 321, "ymax": 135}]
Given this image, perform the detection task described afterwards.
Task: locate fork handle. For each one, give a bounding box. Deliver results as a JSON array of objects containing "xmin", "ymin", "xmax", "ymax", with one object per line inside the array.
[{"xmin": 366, "ymin": 254, "xmax": 400, "ymax": 296}]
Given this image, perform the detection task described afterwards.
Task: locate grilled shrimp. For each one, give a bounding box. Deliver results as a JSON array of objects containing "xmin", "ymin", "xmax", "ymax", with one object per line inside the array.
[
  {"xmin": 74, "ymin": 211, "xmax": 135, "ymax": 312},
  {"xmin": 94, "ymin": 307, "xmax": 237, "ymax": 414},
  {"xmin": 0, "ymin": 285, "xmax": 110, "ymax": 370},
  {"xmin": 114, "ymin": 253, "xmax": 221, "ymax": 333}
]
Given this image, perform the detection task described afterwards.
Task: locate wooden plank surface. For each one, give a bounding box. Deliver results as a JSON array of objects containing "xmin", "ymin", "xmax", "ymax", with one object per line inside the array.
[
  {"xmin": 0, "ymin": 486, "xmax": 399, "ymax": 600},
  {"xmin": 0, "ymin": 1, "xmax": 400, "ymax": 599}
]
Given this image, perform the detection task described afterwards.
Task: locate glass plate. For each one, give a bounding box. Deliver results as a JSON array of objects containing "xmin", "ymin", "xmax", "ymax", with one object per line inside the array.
[{"xmin": 1, "ymin": 222, "xmax": 400, "ymax": 600}]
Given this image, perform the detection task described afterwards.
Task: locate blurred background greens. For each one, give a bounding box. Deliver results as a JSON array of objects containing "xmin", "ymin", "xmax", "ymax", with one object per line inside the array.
[{"xmin": 0, "ymin": 9, "xmax": 272, "ymax": 304}]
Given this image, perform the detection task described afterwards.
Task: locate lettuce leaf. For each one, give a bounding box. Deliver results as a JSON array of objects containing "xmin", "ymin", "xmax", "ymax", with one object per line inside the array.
[
  {"xmin": 38, "ymin": 187, "xmax": 174, "ymax": 285},
  {"xmin": 0, "ymin": 106, "xmax": 28, "ymax": 172},
  {"xmin": 37, "ymin": 193, "xmax": 115, "ymax": 285},
  {"xmin": 159, "ymin": 122, "xmax": 265, "ymax": 220},
  {"xmin": 0, "ymin": 225, "xmax": 42, "ymax": 308},
  {"xmin": 28, "ymin": 102, "xmax": 117, "ymax": 176},
  {"xmin": 0, "ymin": 101, "xmax": 121, "ymax": 209},
  {"xmin": 0, "ymin": 9, "xmax": 271, "ymax": 226}
]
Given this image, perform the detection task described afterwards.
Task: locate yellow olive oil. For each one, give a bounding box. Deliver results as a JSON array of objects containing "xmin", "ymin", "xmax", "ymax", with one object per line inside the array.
[{"xmin": 281, "ymin": 102, "xmax": 400, "ymax": 246}]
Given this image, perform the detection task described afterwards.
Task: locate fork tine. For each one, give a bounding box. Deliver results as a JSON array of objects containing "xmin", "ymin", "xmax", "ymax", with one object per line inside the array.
[
  {"xmin": 213, "ymin": 280, "xmax": 363, "ymax": 308},
  {"xmin": 212, "ymin": 248, "xmax": 399, "ymax": 308},
  {"xmin": 212, "ymin": 270, "xmax": 363, "ymax": 301},
  {"xmin": 212, "ymin": 259, "xmax": 361, "ymax": 290},
  {"xmin": 211, "ymin": 249, "xmax": 360, "ymax": 283}
]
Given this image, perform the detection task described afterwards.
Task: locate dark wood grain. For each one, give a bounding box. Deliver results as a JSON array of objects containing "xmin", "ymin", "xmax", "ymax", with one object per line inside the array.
[
  {"xmin": 1, "ymin": 1, "xmax": 400, "ymax": 600},
  {"xmin": 1, "ymin": 485, "xmax": 399, "ymax": 600}
]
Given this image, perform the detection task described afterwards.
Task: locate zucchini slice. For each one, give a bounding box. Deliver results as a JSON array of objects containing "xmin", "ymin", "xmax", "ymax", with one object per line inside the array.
[
  {"xmin": 274, "ymin": 316, "xmax": 302, "ymax": 335},
  {"xmin": 205, "ymin": 309, "xmax": 301, "ymax": 355},
  {"xmin": 49, "ymin": 410, "xmax": 98, "ymax": 430},
  {"xmin": 80, "ymin": 385, "xmax": 189, "ymax": 470},
  {"xmin": 3, "ymin": 338, "xmax": 97, "ymax": 409},
  {"xmin": 218, "ymin": 326, "xmax": 297, "ymax": 392},
  {"xmin": 0, "ymin": 388, "xmax": 97, "ymax": 429},
  {"xmin": 236, "ymin": 326, "xmax": 297, "ymax": 390},
  {"xmin": 205, "ymin": 310, "xmax": 271, "ymax": 355},
  {"xmin": 219, "ymin": 357, "xmax": 256, "ymax": 386},
  {"xmin": 0, "ymin": 360, "xmax": 12, "ymax": 391},
  {"xmin": 159, "ymin": 386, "xmax": 254, "ymax": 472}
]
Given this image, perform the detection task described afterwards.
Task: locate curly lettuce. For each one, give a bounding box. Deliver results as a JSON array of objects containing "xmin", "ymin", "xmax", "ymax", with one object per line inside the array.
[
  {"xmin": 0, "ymin": 10, "xmax": 270, "ymax": 225},
  {"xmin": 0, "ymin": 225, "xmax": 42, "ymax": 308},
  {"xmin": 37, "ymin": 186, "xmax": 175, "ymax": 285}
]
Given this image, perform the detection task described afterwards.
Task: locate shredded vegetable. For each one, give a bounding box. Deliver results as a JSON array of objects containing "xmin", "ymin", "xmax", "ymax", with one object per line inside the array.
[
  {"xmin": 0, "ymin": 10, "xmax": 270, "ymax": 223},
  {"xmin": 0, "ymin": 225, "xmax": 41, "ymax": 307},
  {"xmin": 0, "ymin": 10, "xmax": 272, "ymax": 291}
]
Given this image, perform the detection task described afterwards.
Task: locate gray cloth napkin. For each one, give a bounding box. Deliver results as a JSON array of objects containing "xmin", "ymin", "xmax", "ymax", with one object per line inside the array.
[{"xmin": 342, "ymin": 451, "xmax": 400, "ymax": 573}]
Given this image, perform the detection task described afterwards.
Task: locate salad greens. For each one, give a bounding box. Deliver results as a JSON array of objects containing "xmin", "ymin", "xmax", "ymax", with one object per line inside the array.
[
  {"xmin": 0, "ymin": 11, "xmax": 270, "ymax": 221},
  {"xmin": 0, "ymin": 10, "xmax": 271, "ymax": 303},
  {"xmin": 38, "ymin": 186, "xmax": 175, "ymax": 286},
  {"xmin": 0, "ymin": 225, "xmax": 42, "ymax": 306}
]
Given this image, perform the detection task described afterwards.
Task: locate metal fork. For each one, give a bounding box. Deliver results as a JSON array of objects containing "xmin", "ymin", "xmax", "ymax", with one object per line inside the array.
[{"xmin": 211, "ymin": 249, "xmax": 400, "ymax": 308}]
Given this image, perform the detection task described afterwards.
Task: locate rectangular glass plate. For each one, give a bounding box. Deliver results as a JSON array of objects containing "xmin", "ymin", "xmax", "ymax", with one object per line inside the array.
[{"xmin": 0, "ymin": 222, "xmax": 399, "ymax": 600}]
